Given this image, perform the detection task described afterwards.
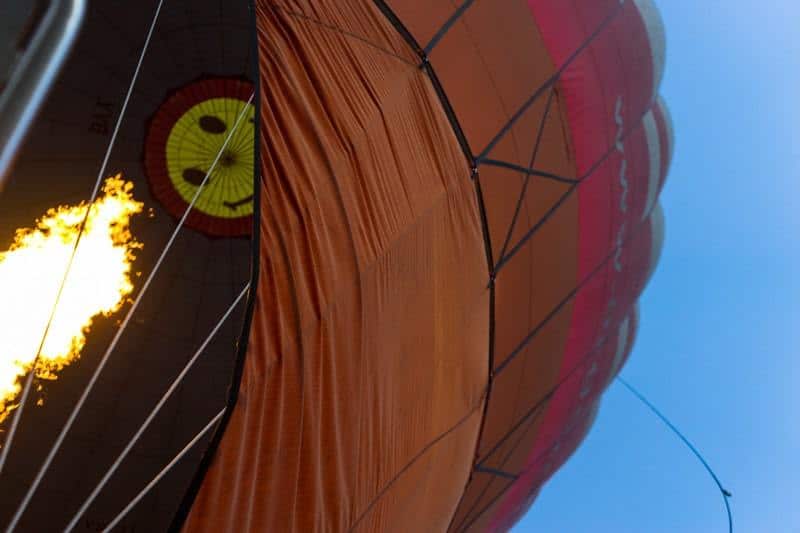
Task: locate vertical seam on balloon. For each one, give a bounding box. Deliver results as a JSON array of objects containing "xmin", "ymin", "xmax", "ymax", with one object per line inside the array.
[
  {"xmin": 369, "ymin": 4, "xmax": 496, "ymax": 533},
  {"xmin": 167, "ymin": 1, "xmax": 263, "ymax": 530}
]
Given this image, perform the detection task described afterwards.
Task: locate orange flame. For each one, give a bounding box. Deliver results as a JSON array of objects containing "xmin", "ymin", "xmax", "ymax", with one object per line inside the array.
[{"xmin": 0, "ymin": 176, "xmax": 143, "ymax": 422}]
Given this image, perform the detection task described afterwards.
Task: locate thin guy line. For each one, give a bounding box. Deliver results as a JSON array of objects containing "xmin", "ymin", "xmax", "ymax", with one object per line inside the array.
[
  {"xmin": 616, "ymin": 377, "xmax": 734, "ymax": 533},
  {"xmin": 62, "ymin": 284, "xmax": 250, "ymax": 532},
  {"xmin": 462, "ymin": 375, "xmax": 735, "ymax": 533},
  {"xmin": 4, "ymin": 92, "xmax": 254, "ymax": 533},
  {"xmin": 101, "ymin": 408, "xmax": 226, "ymax": 533}
]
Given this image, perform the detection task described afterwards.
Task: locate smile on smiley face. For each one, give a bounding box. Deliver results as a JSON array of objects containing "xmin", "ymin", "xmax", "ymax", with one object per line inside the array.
[{"xmin": 144, "ymin": 78, "xmax": 255, "ymax": 237}]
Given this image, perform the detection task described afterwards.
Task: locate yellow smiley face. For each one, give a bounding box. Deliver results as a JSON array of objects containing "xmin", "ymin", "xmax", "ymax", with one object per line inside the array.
[
  {"xmin": 144, "ymin": 78, "xmax": 255, "ymax": 237},
  {"xmin": 166, "ymin": 97, "xmax": 255, "ymax": 218}
]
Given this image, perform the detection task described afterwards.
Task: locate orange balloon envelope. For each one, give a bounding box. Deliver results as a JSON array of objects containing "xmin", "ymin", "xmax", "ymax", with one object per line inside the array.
[
  {"xmin": 179, "ymin": 1, "xmax": 673, "ymax": 532},
  {"xmin": 0, "ymin": 1, "xmax": 673, "ymax": 531}
]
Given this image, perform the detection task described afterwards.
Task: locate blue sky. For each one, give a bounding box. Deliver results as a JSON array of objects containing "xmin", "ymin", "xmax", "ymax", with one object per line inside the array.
[{"xmin": 515, "ymin": 1, "xmax": 800, "ymax": 531}]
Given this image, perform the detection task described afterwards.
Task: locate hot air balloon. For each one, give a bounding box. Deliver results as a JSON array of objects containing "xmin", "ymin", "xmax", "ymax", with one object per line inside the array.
[{"xmin": 0, "ymin": 1, "xmax": 673, "ymax": 532}]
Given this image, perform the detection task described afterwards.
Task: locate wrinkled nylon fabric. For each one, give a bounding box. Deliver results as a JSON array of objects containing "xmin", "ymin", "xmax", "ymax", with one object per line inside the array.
[
  {"xmin": 181, "ymin": 2, "xmax": 488, "ymax": 532},
  {"xmin": 182, "ymin": 1, "xmax": 673, "ymax": 531}
]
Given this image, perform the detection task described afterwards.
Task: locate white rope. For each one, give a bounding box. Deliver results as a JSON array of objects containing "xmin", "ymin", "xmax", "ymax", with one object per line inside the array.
[
  {"xmin": 5, "ymin": 90, "xmax": 255, "ymax": 533},
  {"xmin": 102, "ymin": 408, "xmax": 227, "ymax": 533},
  {"xmin": 0, "ymin": 0, "xmax": 166, "ymax": 477},
  {"xmin": 63, "ymin": 283, "xmax": 250, "ymax": 532}
]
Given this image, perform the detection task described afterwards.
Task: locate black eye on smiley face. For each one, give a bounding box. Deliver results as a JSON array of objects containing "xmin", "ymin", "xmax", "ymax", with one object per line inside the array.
[
  {"xmin": 182, "ymin": 167, "xmax": 207, "ymax": 186},
  {"xmin": 198, "ymin": 115, "xmax": 227, "ymax": 134}
]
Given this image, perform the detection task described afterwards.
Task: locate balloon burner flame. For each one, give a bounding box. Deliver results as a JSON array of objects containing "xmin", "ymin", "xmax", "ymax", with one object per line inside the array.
[{"xmin": 0, "ymin": 176, "xmax": 143, "ymax": 424}]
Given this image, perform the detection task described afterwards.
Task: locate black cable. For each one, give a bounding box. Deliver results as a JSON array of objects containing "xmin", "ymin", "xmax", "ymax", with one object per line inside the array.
[
  {"xmin": 474, "ymin": 465, "xmax": 517, "ymax": 481},
  {"xmin": 423, "ymin": 0, "xmax": 476, "ymax": 55},
  {"xmin": 616, "ymin": 376, "xmax": 733, "ymax": 533},
  {"xmin": 480, "ymin": 158, "xmax": 579, "ymax": 185}
]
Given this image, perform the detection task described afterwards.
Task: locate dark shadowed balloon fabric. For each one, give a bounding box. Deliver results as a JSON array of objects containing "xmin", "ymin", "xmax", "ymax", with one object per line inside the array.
[{"xmin": 180, "ymin": 1, "xmax": 673, "ymax": 531}]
